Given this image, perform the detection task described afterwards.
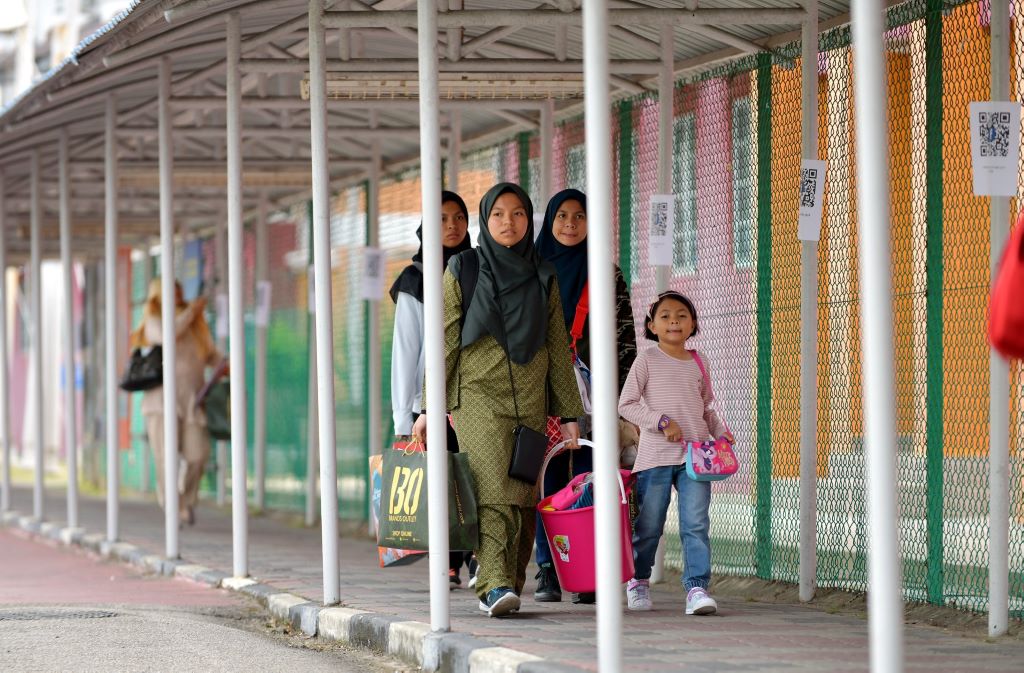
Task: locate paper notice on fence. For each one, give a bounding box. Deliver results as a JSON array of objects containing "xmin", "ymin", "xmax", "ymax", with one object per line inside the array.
[
  {"xmin": 969, "ymin": 101, "xmax": 1021, "ymax": 197},
  {"xmin": 361, "ymin": 247, "xmax": 385, "ymax": 301},
  {"xmin": 797, "ymin": 159, "xmax": 827, "ymax": 241},
  {"xmin": 255, "ymin": 281, "xmax": 272, "ymax": 327},
  {"xmin": 647, "ymin": 194, "xmax": 675, "ymax": 267},
  {"xmin": 215, "ymin": 293, "xmax": 228, "ymax": 339}
]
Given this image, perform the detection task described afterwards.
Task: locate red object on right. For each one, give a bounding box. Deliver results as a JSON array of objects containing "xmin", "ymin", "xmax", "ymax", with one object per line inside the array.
[{"xmin": 989, "ymin": 210, "xmax": 1024, "ymax": 360}]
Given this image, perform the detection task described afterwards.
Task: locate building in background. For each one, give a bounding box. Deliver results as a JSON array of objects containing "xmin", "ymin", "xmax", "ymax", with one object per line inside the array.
[{"xmin": 0, "ymin": 0, "xmax": 132, "ymax": 106}]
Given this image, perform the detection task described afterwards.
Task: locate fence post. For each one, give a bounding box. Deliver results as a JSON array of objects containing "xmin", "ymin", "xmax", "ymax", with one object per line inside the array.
[
  {"xmin": 988, "ymin": 0, "xmax": 1011, "ymax": 638},
  {"xmin": 798, "ymin": 0, "xmax": 820, "ymax": 604},
  {"xmin": 617, "ymin": 101, "xmax": 633, "ymax": 285},
  {"xmin": 924, "ymin": 0, "xmax": 945, "ymax": 608},
  {"xmin": 755, "ymin": 53, "xmax": 774, "ymax": 581}
]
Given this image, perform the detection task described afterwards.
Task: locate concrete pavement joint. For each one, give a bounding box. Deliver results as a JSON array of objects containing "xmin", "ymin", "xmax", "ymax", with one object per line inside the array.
[
  {"xmin": 388, "ymin": 620, "xmax": 431, "ymax": 668},
  {"xmin": 267, "ymin": 592, "xmax": 308, "ymax": 622},
  {"xmin": 0, "ymin": 509, "xmax": 588, "ymax": 673},
  {"xmin": 287, "ymin": 601, "xmax": 321, "ymax": 636}
]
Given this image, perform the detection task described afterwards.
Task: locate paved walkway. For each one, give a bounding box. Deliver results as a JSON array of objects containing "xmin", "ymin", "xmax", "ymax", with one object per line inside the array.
[{"xmin": 4, "ymin": 486, "xmax": 1023, "ymax": 672}]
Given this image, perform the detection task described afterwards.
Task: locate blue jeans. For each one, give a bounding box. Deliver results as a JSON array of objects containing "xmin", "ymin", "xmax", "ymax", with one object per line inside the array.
[
  {"xmin": 631, "ymin": 464, "xmax": 711, "ymax": 590},
  {"xmin": 535, "ymin": 445, "xmax": 593, "ymax": 566}
]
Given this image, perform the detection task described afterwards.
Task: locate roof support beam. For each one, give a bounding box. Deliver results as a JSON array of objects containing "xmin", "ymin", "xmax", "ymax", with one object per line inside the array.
[
  {"xmin": 240, "ymin": 57, "xmax": 663, "ymax": 74},
  {"xmin": 321, "ymin": 8, "xmax": 807, "ymax": 29}
]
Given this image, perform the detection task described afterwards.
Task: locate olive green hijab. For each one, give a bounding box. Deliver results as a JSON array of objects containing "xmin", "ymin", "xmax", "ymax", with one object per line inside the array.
[{"xmin": 455, "ymin": 183, "xmax": 556, "ymax": 364}]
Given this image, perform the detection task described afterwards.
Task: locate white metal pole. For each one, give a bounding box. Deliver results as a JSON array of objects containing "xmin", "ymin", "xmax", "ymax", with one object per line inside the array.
[
  {"xmin": 139, "ymin": 255, "xmax": 152, "ymax": 494},
  {"xmin": 650, "ymin": 22, "xmax": 674, "ymax": 586},
  {"xmin": 988, "ymin": 0, "xmax": 1011, "ymax": 639},
  {"xmin": 367, "ymin": 142, "xmax": 381, "ymax": 534},
  {"xmin": 799, "ymin": 0, "xmax": 819, "ymax": 604},
  {"xmin": 0, "ymin": 170, "xmax": 9, "ymax": 514},
  {"xmin": 308, "ymin": 0, "xmax": 340, "ymax": 605},
  {"xmin": 214, "ymin": 217, "xmax": 228, "ymax": 508},
  {"xmin": 59, "ymin": 128, "xmax": 79, "ymax": 530},
  {"xmin": 105, "ymin": 93, "xmax": 120, "ymax": 542},
  {"xmin": 254, "ymin": 193, "xmax": 268, "ymax": 511},
  {"xmin": 158, "ymin": 56, "xmax": 180, "ymax": 559},
  {"xmin": 226, "ymin": 10, "xmax": 249, "ymax": 579},
  {"xmin": 584, "ymin": 1, "xmax": 623, "ymax": 670},
  {"xmin": 306, "ymin": 325, "xmax": 318, "ymax": 527},
  {"xmin": 540, "ymin": 99, "xmax": 554, "ymax": 207},
  {"xmin": 654, "ymin": 24, "xmax": 673, "ymax": 297},
  {"xmin": 851, "ymin": 0, "xmax": 904, "ymax": 669},
  {"xmin": 448, "ymin": 110, "xmax": 461, "ymax": 192},
  {"xmin": 417, "ymin": 0, "xmax": 451, "ymax": 633},
  {"xmin": 30, "ymin": 149, "xmax": 44, "ymax": 521}
]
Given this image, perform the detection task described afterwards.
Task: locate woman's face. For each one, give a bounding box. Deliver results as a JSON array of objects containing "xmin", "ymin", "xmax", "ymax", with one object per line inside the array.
[
  {"xmin": 487, "ymin": 192, "xmax": 529, "ymax": 248},
  {"xmin": 551, "ymin": 198, "xmax": 587, "ymax": 247},
  {"xmin": 440, "ymin": 200, "xmax": 468, "ymax": 248}
]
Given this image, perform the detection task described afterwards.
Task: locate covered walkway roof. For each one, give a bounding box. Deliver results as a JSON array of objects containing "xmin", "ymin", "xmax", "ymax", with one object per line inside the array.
[{"xmin": 0, "ymin": 0, "xmax": 854, "ymax": 260}]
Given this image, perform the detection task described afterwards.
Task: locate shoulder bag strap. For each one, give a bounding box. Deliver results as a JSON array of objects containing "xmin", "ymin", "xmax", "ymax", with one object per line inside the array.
[{"xmin": 569, "ymin": 281, "xmax": 589, "ymax": 354}]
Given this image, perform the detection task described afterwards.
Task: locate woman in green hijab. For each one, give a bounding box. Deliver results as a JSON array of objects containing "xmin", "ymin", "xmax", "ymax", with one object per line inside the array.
[{"xmin": 412, "ymin": 182, "xmax": 584, "ymax": 618}]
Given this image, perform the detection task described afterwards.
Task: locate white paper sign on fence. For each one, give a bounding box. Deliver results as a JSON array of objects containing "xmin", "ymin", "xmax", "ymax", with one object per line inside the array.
[
  {"xmin": 797, "ymin": 159, "xmax": 827, "ymax": 242},
  {"xmin": 361, "ymin": 247, "xmax": 385, "ymax": 301},
  {"xmin": 969, "ymin": 101, "xmax": 1021, "ymax": 197},
  {"xmin": 216, "ymin": 293, "xmax": 228, "ymax": 339},
  {"xmin": 255, "ymin": 281, "xmax": 272, "ymax": 327},
  {"xmin": 647, "ymin": 194, "xmax": 675, "ymax": 267}
]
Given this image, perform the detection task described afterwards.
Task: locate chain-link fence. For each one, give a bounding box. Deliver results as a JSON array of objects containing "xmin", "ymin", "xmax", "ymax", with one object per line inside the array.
[{"xmin": 63, "ymin": 0, "xmax": 1023, "ymax": 618}]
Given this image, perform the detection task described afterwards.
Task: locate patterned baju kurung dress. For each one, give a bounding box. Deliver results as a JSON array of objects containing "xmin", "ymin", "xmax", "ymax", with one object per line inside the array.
[{"xmin": 437, "ymin": 267, "xmax": 584, "ymax": 598}]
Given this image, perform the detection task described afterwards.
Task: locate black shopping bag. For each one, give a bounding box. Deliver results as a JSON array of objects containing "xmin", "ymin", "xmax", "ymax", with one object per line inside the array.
[{"xmin": 378, "ymin": 441, "xmax": 478, "ymax": 552}]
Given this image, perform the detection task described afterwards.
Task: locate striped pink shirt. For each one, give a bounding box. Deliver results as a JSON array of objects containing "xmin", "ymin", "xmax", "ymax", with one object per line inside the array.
[{"xmin": 618, "ymin": 346, "xmax": 727, "ymax": 473}]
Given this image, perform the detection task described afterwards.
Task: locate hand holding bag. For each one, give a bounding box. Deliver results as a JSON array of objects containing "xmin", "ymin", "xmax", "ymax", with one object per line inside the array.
[
  {"xmin": 684, "ymin": 351, "xmax": 739, "ymax": 482},
  {"xmin": 119, "ymin": 345, "xmax": 163, "ymax": 392}
]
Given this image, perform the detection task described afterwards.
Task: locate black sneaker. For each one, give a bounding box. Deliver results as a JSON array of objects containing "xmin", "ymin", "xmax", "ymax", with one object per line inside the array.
[
  {"xmin": 449, "ymin": 568, "xmax": 461, "ymax": 591},
  {"xmin": 572, "ymin": 592, "xmax": 596, "ymax": 605},
  {"xmin": 533, "ymin": 564, "xmax": 562, "ymax": 602}
]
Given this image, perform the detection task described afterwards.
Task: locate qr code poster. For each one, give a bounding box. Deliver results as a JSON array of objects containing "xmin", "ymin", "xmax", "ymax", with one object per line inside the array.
[
  {"xmin": 797, "ymin": 159, "xmax": 827, "ymax": 242},
  {"xmin": 969, "ymin": 101, "xmax": 1021, "ymax": 197},
  {"xmin": 361, "ymin": 246, "xmax": 385, "ymax": 300},
  {"xmin": 647, "ymin": 194, "xmax": 675, "ymax": 267}
]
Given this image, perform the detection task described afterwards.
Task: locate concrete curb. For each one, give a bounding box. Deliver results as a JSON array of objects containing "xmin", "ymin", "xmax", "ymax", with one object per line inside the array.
[{"xmin": 0, "ymin": 509, "xmax": 588, "ymax": 673}]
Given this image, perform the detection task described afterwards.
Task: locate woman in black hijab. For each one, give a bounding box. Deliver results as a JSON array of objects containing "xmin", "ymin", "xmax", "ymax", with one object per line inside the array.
[
  {"xmin": 530, "ymin": 188, "xmax": 637, "ymax": 605},
  {"xmin": 389, "ymin": 190, "xmax": 473, "ymax": 587},
  {"xmin": 411, "ymin": 183, "xmax": 584, "ymax": 618}
]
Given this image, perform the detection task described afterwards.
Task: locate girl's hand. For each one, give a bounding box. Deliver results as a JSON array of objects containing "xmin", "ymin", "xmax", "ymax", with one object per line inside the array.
[
  {"xmin": 662, "ymin": 419, "xmax": 682, "ymax": 443},
  {"xmin": 411, "ymin": 414, "xmax": 427, "ymax": 445},
  {"xmin": 719, "ymin": 431, "xmax": 735, "ymax": 445},
  {"xmin": 560, "ymin": 421, "xmax": 581, "ymax": 449}
]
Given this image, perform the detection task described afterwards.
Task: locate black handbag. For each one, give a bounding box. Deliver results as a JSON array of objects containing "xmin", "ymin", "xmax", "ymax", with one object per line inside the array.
[
  {"xmin": 119, "ymin": 345, "xmax": 163, "ymax": 392},
  {"xmin": 497, "ymin": 295, "xmax": 546, "ymax": 486}
]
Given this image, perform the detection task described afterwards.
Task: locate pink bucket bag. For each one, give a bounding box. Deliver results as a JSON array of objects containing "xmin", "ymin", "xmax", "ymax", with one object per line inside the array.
[{"xmin": 684, "ymin": 351, "xmax": 739, "ymax": 482}]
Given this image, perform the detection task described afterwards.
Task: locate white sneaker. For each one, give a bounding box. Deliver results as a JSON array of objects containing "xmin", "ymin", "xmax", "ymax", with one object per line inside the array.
[
  {"xmin": 686, "ymin": 587, "xmax": 717, "ymax": 615},
  {"xmin": 625, "ymin": 578, "xmax": 652, "ymax": 611}
]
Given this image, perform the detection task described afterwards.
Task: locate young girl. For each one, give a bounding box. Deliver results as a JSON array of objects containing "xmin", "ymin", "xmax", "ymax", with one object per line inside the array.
[{"xmin": 617, "ymin": 291, "xmax": 732, "ymax": 615}]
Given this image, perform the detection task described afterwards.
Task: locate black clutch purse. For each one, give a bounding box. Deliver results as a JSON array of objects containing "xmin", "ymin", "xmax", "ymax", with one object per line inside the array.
[
  {"xmin": 509, "ymin": 423, "xmax": 547, "ymax": 485},
  {"xmin": 119, "ymin": 345, "xmax": 163, "ymax": 392}
]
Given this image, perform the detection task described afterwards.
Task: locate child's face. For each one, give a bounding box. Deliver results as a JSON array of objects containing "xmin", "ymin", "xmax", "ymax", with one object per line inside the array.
[{"xmin": 648, "ymin": 297, "xmax": 695, "ymax": 346}]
